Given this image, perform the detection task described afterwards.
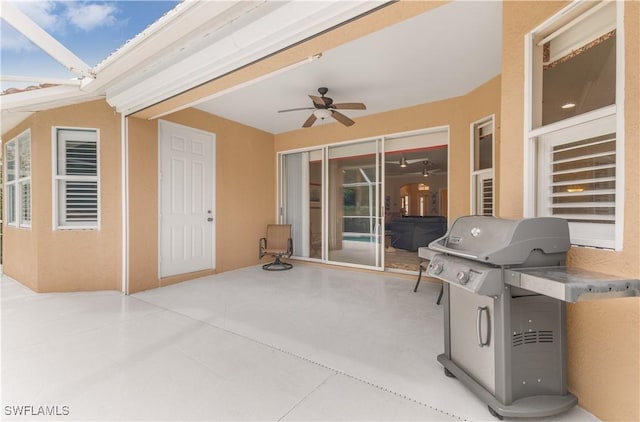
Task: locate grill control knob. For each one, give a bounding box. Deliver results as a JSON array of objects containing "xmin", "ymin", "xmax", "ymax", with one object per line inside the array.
[
  {"xmin": 457, "ymin": 271, "xmax": 470, "ymax": 284},
  {"xmin": 430, "ymin": 262, "xmax": 444, "ymax": 275}
]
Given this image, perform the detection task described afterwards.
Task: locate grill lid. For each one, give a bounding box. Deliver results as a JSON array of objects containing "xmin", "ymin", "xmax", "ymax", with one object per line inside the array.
[{"xmin": 429, "ymin": 216, "xmax": 570, "ymax": 266}]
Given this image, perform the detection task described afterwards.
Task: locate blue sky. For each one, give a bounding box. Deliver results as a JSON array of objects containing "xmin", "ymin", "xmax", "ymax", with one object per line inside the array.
[{"xmin": 1, "ymin": 0, "xmax": 180, "ymax": 89}]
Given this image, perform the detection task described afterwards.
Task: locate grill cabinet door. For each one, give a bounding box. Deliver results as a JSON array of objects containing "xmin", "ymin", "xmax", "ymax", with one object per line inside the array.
[{"xmin": 449, "ymin": 284, "xmax": 496, "ymax": 394}]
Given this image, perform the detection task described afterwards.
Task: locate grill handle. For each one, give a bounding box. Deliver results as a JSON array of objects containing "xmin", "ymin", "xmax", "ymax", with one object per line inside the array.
[
  {"xmin": 476, "ymin": 306, "xmax": 491, "ymax": 347},
  {"xmin": 428, "ymin": 241, "xmax": 479, "ymax": 260}
]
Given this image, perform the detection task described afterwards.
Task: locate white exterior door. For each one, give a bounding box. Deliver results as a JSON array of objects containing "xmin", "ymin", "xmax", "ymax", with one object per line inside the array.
[{"xmin": 159, "ymin": 120, "xmax": 215, "ymax": 277}]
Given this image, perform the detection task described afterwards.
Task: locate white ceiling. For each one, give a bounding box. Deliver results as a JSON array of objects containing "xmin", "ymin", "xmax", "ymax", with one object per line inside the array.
[{"xmin": 194, "ymin": 1, "xmax": 503, "ymax": 135}]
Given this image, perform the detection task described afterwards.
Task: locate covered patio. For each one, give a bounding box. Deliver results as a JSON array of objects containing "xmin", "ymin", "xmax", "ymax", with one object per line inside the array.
[{"xmin": 2, "ymin": 264, "xmax": 597, "ymax": 421}]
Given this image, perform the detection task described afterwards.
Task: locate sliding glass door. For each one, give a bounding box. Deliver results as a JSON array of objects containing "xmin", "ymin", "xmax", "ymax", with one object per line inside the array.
[
  {"xmin": 327, "ymin": 139, "xmax": 383, "ymax": 268},
  {"xmin": 279, "ymin": 128, "xmax": 449, "ymax": 273},
  {"xmin": 281, "ymin": 149, "xmax": 323, "ymax": 259},
  {"xmin": 280, "ymin": 139, "xmax": 384, "ymax": 269}
]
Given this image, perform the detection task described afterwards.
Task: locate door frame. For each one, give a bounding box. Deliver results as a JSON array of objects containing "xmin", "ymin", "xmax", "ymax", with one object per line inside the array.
[
  {"xmin": 277, "ymin": 126, "xmax": 450, "ymax": 272},
  {"xmin": 158, "ymin": 119, "xmax": 216, "ymax": 277}
]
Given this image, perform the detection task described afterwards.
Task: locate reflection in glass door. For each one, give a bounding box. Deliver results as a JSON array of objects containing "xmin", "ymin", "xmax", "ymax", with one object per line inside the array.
[{"xmin": 327, "ymin": 139, "xmax": 383, "ymax": 268}]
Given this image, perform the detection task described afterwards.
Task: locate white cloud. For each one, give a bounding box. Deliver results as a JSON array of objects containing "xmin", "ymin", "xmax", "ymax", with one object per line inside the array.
[
  {"xmin": 1, "ymin": 0, "xmax": 63, "ymax": 51},
  {"xmin": 14, "ymin": 1, "xmax": 63, "ymax": 32},
  {"xmin": 64, "ymin": 3, "xmax": 118, "ymax": 32},
  {"xmin": 0, "ymin": 25, "xmax": 38, "ymax": 52}
]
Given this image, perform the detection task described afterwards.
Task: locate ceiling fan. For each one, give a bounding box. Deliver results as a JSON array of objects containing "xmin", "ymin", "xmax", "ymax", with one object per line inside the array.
[
  {"xmin": 278, "ymin": 87, "xmax": 366, "ymax": 128},
  {"xmin": 389, "ymin": 159, "xmax": 442, "ymax": 176},
  {"xmin": 386, "ymin": 157, "xmax": 435, "ymax": 168}
]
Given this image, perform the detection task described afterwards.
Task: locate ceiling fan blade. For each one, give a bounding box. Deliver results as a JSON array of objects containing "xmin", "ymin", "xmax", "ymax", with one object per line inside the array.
[
  {"xmin": 309, "ymin": 95, "xmax": 331, "ymax": 107},
  {"xmin": 302, "ymin": 113, "xmax": 317, "ymax": 128},
  {"xmin": 405, "ymin": 158, "xmax": 428, "ymax": 165},
  {"xmin": 278, "ymin": 107, "xmax": 315, "ymax": 113},
  {"xmin": 331, "ymin": 110, "xmax": 355, "ymax": 127},
  {"xmin": 332, "ymin": 102, "xmax": 366, "ymax": 110}
]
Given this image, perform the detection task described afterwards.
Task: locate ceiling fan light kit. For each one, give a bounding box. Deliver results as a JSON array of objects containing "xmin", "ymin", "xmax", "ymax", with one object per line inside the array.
[
  {"xmin": 278, "ymin": 87, "xmax": 366, "ymax": 128},
  {"xmin": 313, "ymin": 109, "xmax": 332, "ymax": 119}
]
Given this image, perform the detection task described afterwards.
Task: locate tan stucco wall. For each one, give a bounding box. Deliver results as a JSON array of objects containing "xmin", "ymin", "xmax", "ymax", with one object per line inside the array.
[
  {"xmin": 2, "ymin": 100, "xmax": 122, "ymax": 292},
  {"xmin": 501, "ymin": 2, "xmax": 640, "ymax": 420},
  {"xmin": 274, "ymin": 75, "xmax": 502, "ymax": 222},
  {"xmin": 127, "ymin": 117, "xmax": 160, "ymax": 293},
  {"xmin": 127, "ymin": 109, "xmax": 275, "ymax": 293}
]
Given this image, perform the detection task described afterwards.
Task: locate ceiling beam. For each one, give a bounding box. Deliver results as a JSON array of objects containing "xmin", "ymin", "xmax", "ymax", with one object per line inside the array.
[
  {"xmin": 1, "ymin": 75, "xmax": 81, "ymax": 86},
  {"xmin": 0, "ymin": 1, "xmax": 93, "ymax": 79}
]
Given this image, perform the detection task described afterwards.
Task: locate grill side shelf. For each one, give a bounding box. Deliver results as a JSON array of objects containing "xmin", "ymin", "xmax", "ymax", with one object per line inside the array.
[{"xmin": 505, "ymin": 267, "xmax": 640, "ymax": 303}]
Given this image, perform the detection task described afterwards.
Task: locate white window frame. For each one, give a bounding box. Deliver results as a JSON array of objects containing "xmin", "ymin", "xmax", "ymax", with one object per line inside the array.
[
  {"xmin": 470, "ymin": 115, "xmax": 495, "ymax": 216},
  {"xmin": 52, "ymin": 127, "xmax": 100, "ymax": 230},
  {"xmin": 524, "ymin": 1, "xmax": 624, "ymax": 250},
  {"xmin": 4, "ymin": 129, "xmax": 31, "ymax": 228}
]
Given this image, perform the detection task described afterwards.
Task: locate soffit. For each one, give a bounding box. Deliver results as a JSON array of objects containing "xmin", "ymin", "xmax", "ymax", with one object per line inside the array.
[
  {"xmin": 155, "ymin": 1, "xmax": 503, "ymax": 134},
  {"xmin": 105, "ymin": 0, "xmax": 392, "ymax": 116}
]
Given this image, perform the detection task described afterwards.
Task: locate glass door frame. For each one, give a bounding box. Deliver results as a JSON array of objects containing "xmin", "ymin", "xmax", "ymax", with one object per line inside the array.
[
  {"xmin": 277, "ymin": 138, "xmax": 386, "ymax": 271},
  {"xmin": 325, "ymin": 138, "xmax": 384, "ymax": 270},
  {"xmin": 277, "ymin": 126, "xmax": 450, "ymax": 272}
]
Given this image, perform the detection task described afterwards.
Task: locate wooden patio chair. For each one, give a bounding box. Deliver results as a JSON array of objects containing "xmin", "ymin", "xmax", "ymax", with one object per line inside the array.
[{"xmin": 259, "ymin": 224, "xmax": 293, "ymax": 270}]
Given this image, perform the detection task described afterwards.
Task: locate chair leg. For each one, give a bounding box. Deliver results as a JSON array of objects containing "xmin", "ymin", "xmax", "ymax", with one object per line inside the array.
[
  {"xmin": 262, "ymin": 255, "xmax": 293, "ymax": 271},
  {"xmin": 436, "ymin": 284, "xmax": 444, "ymax": 305},
  {"xmin": 413, "ymin": 261, "xmax": 424, "ymax": 292}
]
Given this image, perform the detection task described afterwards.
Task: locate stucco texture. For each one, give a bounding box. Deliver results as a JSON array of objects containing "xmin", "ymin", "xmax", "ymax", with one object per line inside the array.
[
  {"xmin": 501, "ymin": 2, "xmax": 640, "ymax": 420},
  {"xmin": 2, "ymin": 100, "xmax": 122, "ymax": 292},
  {"xmin": 127, "ymin": 109, "xmax": 275, "ymax": 293}
]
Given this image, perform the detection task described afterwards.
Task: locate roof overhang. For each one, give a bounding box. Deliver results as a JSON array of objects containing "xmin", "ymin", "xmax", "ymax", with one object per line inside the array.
[
  {"xmin": 102, "ymin": 1, "xmax": 389, "ymax": 116},
  {"xmin": 1, "ymin": 0, "xmax": 389, "ymax": 135},
  {"xmin": 1, "ymin": 85, "xmax": 102, "ymax": 136}
]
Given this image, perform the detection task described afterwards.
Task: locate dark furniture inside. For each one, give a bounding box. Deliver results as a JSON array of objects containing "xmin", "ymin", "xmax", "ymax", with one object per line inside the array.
[{"xmin": 390, "ymin": 216, "xmax": 447, "ymax": 252}]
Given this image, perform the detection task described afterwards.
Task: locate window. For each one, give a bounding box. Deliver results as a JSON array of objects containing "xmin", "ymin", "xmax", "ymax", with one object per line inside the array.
[
  {"xmin": 537, "ymin": 115, "xmax": 616, "ymax": 248},
  {"xmin": 402, "ymin": 194, "xmax": 409, "ymax": 216},
  {"xmin": 4, "ymin": 130, "xmax": 31, "ymax": 227},
  {"xmin": 54, "ymin": 128, "xmax": 99, "ymax": 229},
  {"xmin": 527, "ymin": 1, "xmax": 622, "ymax": 249},
  {"xmin": 471, "ymin": 117, "xmax": 494, "ymax": 216}
]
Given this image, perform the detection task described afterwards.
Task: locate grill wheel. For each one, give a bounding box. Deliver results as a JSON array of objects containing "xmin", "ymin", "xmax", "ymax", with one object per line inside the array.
[{"xmin": 488, "ymin": 406, "xmax": 504, "ymax": 420}]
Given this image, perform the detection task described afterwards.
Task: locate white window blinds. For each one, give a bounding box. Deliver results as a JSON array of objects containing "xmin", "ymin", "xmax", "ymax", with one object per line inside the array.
[
  {"xmin": 480, "ymin": 175, "xmax": 494, "ymax": 216},
  {"xmin": 55, "ymin": 129, "xmax": 99, "ymax": 228},
  {"xmin": 537, "ymin": 114, "xmax": 616, "ymax": 248}
]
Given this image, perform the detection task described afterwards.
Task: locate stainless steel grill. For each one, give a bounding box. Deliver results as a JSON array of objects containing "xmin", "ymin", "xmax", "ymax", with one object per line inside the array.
[{"xmin": 420, "ymin": 216, "xmax": 640, "ymax": 420}]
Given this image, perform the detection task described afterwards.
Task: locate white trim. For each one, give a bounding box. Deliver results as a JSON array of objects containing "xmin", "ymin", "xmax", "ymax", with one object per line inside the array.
[
  {"xmin": 470, "ymin": 114, "xmax": 495, "ymax": 216},
  {"xmin": 523, "ymin": 32, "xmax": 534, "ymax": 217},
  {"xmin": 536, "ymin": 1, "xmax": 610, "ymax": 46},
  {"xmin": 1, "ymin": 85, "xmax": 100, "ymax": 113},
  {"xmin": 52, "ymin": 126, "xmax": 101, "ymax": 230},
  {"xmin": 104, "ymin": 1, "xmax": 386, "ymax": 114},
  {"xmin": 614, "ymin": 0, "xmax": 625, "ymax": 251},
  {"xmin": 322, "ymin": 147, "xmax": 329, "ymax": 262},
  {"xmin": 524, "ymin": 0, "xmax": 624, "ymax": 250},
  {"xmin": 121, "ymin": 115, "xmax": 129, "ymax": 294},
  {"xmin": 4, "ymin": 129, "xmax": 32, "ymax": 228},
  {"xmin": 380, "ymin": 137, "xmax": 385, "ymax": 269},
  {"xmin": 4, "ymin": 139, "xmax": 17, "ymax": 227},
  {"xmin": 1, "ymin": 75, "xmax": 81, "ymax": 86},
  {"xmin": 277, "ymin": 152, "xmax": 283, "ymax": 223},
  {"xmin": 528, "ymin": 104, "xmax": 616, "ymax": 138}
]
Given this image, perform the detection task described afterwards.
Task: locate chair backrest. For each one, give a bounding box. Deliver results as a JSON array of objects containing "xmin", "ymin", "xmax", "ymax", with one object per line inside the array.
[{"xmin": 266, "ymin": 224, "xmax": 291, "ymax": 251}]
